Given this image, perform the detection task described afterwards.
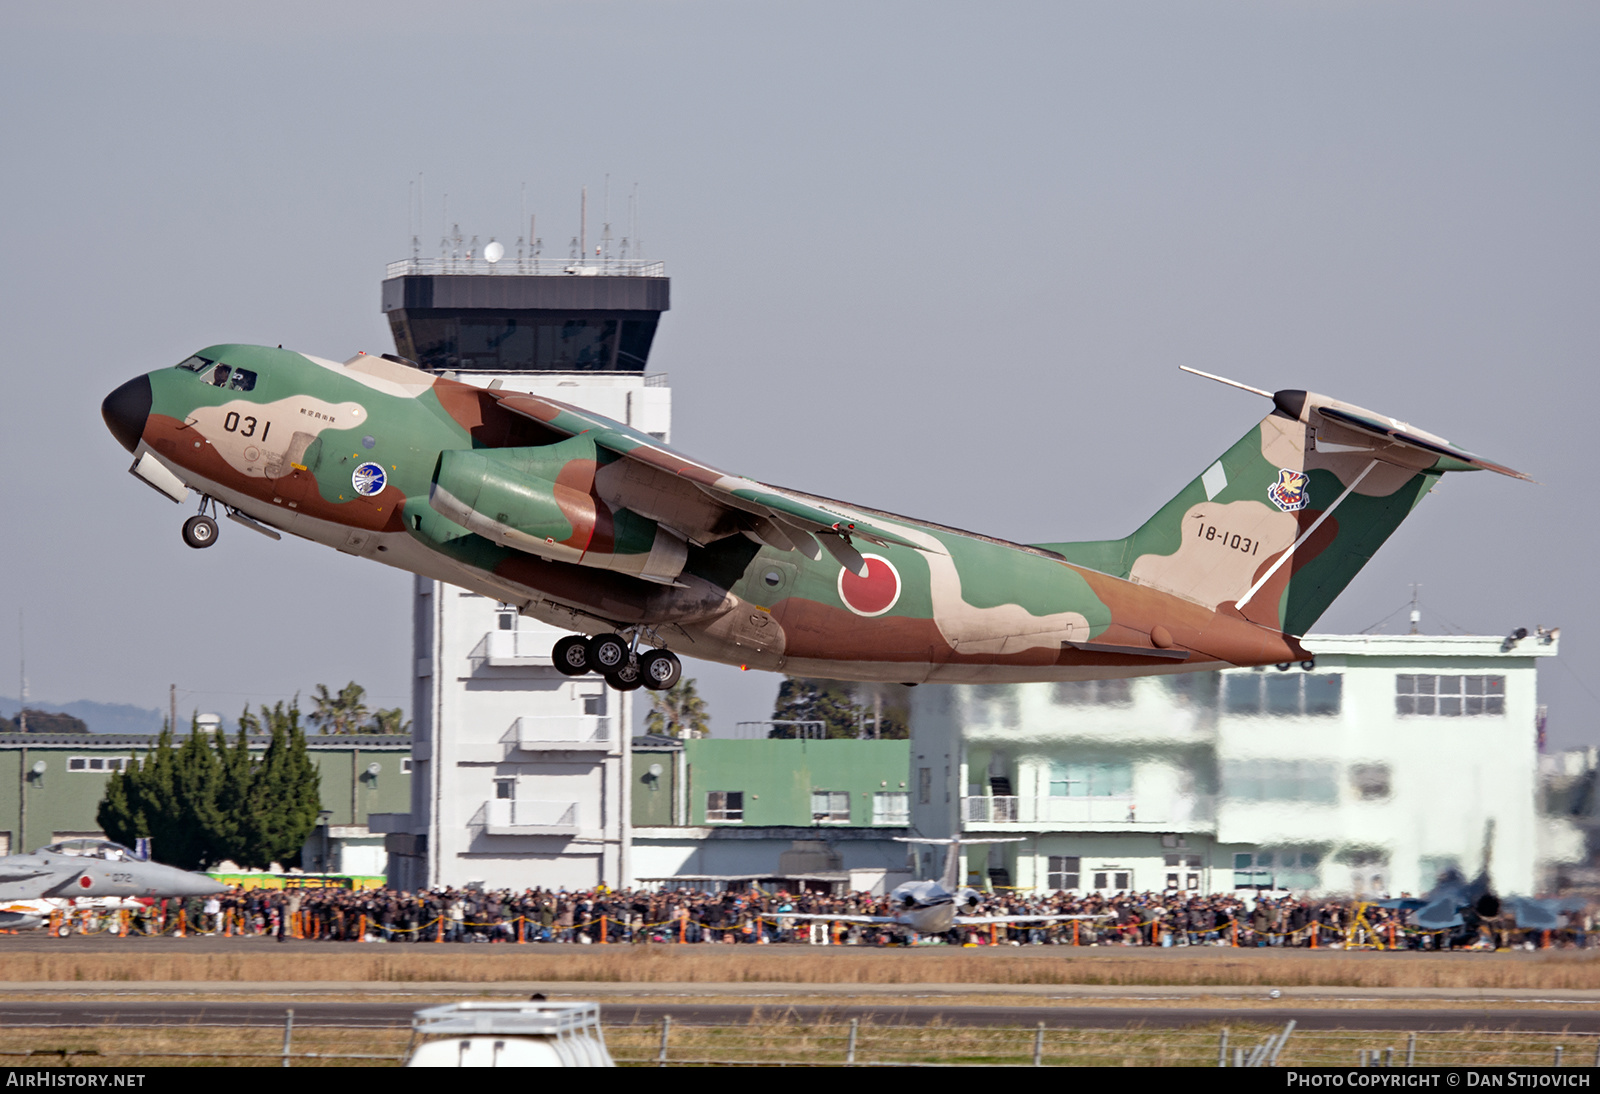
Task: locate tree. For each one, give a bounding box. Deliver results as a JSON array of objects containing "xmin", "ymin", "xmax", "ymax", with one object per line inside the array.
[
  {"xmin": 772, "ymin": 677, "xmax": 908, "ymax": 739},
  {"xmin": 367, "ymin": 707, "xmax": 411, "ymax": 735},
  {"xmin": 97, "ymin": 703, "xmax": 323, "ymax": 871},
  {"xmin": 309, "ymin": 682, "xmax": 369, "ymax": 735},
  {"xmin": 645, "ymin": 678, "xmax": 709, "ymax": 739},
  {"xmin": 240, "ymin": 710, "xmax": 322, "ymax": 868},
  {"xmin": 5, "ymin": 709, "xmax": 89, "ymax": 734}
]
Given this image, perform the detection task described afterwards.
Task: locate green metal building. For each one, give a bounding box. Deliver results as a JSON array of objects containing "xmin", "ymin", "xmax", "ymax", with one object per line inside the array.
[
  {"xmin": 630, "ymin": 736, "xmax": 913, "ymax": 891},
  {"xmin": 0, "ymin": 733, "xmax": 411, "ymax": 874}
]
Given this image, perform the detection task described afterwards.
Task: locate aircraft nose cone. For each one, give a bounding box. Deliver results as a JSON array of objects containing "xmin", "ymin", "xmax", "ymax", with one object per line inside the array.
[{"xmin": 102, "ymin": 374, "xmax": 152, "ymax": 453}]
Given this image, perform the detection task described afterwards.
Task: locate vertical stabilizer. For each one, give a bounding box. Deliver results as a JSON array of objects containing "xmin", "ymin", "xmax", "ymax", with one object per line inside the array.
[{"xmin": 1043, "ymin": 376, "xmax": 1526, "ymax": 636}]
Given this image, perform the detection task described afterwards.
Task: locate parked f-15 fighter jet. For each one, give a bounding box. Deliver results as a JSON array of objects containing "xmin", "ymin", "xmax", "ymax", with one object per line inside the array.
[
  {"xmin": 0, "ymin": 838, "xmax": 223, "ymax": 930},
  {"xmin": 102, "ymin": 348, "xmax": 1527, "ymax": 691}
]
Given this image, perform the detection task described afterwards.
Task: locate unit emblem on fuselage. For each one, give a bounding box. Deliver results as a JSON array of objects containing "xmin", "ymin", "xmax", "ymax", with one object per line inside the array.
[
  {"xmin": 352, "ymin": 462, "xmax": 387, "ymax": 496},
  {"xmin": 1268, "ymin": 468, "xmax": 1310, "ymax": 512}
]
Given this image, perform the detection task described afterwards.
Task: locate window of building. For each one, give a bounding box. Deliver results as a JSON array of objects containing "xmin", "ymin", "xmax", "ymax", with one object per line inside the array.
[
  {"xmin": 582, "ymin": 695, "xmax": 605, "ymax": 717},
  {"xmin": 400, "ymin": 758, "xmax": 413, "ymax": 774},
  {"xmin": 1047, "ymin": 856, "xmax": 1081, "ymax": 891},
  {"xmin": 918, "ymin": 767, "xmax": 932, "ymax": 805},
  {"xmin": 1165, "ymin": 854, "xmax": 1202, "ymax": 892},
  {"xmin": 1350, "ymin": 764, "xmax": 1391, "ymax": 801},
  {"xmin": 1233, "ymin": 849, "xmax": 1322, "ymax": 890},
  {"xmin": 1223, "ymin": 672, "xmax": 1342, "ymax": 716},
  {"xmin": 1163, "ymin": 672, "xmax": 1221, "ymax": 707},
  {"xmin": 1048, "ymin": 762, "xmax": 1132, "ymax": 798},
  {"xmin": 1051, "ymin": 679, "xmax": 1133, "ymax": 706},
  {"xmin": 706, "ymin": 791, "xmax": 744, "ymax": 822},
  {"xmin": 1221, "ymin": 759, "xmax": 1339, "ymax": 804},
  {"xmin": 1396, "ymin": 674, "xmax": 1505, "ymax": 716},
  {"xmin": 872, "ymin": 792, "xmax": 909, "ymax": 826},
  {"xmin": 1092, "ymin": 870, "xmax": 1132, "ymax": 891},
  {"xmin": 497, "ymin": 612, "xmax": 515, "ymax": 630},
  {"xmin": 66, "ymin": 757, "xmax": 131, "ymax": 773},
  {"xmin": 811, "ymin": 791, "xmax": 850, "ymax": 823},
  {"xmin": 494, "ymin": 778, "xmax": 516, "ymax": 800}
]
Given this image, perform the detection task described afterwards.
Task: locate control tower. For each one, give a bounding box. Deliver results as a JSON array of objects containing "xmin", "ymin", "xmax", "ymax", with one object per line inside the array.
[{"xmin": 379, "ymin": 245, "xmax": 671, "ymax": 892}]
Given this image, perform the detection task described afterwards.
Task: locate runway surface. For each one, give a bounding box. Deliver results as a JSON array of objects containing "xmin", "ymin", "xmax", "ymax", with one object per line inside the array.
[{"xmin": 1, "ymin": 999, "xmax": 1598, "ymax": 1032}]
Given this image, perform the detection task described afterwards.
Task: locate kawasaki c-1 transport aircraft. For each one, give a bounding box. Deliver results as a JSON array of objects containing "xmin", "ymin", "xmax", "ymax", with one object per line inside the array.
[{"xmin": 102, "ymin": 347, "xmax": 1527, "ymax": 692}]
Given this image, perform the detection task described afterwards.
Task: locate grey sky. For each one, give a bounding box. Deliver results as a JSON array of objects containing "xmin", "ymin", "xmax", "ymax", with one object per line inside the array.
[{"xmin": 1, "ymin": 2, "xmax": 1596, "ymax": 744}]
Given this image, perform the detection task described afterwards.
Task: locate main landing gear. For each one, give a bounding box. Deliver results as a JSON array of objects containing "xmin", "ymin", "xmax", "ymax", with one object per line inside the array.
[
  {"xmin": 181, "ymin": 496, "xmax": 220, "ymax": 549},
  {"xmin": 552, "ymin": 633, "xmax": 682, "ymax": 692}
]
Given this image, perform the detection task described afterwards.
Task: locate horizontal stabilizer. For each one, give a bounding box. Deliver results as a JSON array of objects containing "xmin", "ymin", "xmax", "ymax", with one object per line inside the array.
[{"xmin": 1315, "ymin": 406, "xmax": 1531, "ymax": 481}]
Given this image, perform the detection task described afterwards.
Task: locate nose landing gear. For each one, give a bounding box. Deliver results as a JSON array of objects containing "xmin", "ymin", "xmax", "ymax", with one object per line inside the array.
[{"xmin": 182, "ymin": 496, "xmax": 220, "ymax": 549}]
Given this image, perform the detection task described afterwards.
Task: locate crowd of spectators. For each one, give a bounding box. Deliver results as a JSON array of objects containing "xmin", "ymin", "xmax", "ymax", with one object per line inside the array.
[{"xmin": 67, "ymin": 885, "xmax": 1595, "ymax": 950}]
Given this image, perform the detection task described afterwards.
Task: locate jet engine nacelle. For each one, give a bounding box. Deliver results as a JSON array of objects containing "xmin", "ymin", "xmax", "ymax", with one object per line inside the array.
[
  {"xmin": 429, "ymin": 437, "xmax": 688, "ymax": 584},
  {"xmin": 957, "ymin": 887, "xmax": 983, "ymax": 911}
]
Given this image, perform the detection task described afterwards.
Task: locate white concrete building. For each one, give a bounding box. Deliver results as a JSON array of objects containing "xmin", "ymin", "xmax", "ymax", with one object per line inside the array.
[
  {"xmin": 909, "ymin": 629, "xmax": 1559, "ymax": 899},
  {"xmin": 376, "ymin": 257, "xmax": 672, "ymax": 890}
]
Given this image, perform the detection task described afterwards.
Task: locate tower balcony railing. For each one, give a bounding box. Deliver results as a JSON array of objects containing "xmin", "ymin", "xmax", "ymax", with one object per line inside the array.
[
  {"xmin": 469, "ymin": 630, "xmax": 553, "ymax": 669},
  {"xmin": 483, "ymin": 799, "xmax": 580, "ymax": 835},
  {"xmin": 386, "ymin": 257, "xmax": 666, "ymax": 279},
  {"xmin": 961, "ymin": 795, "xmax": 1216, "ymax": 828},
  {"xmin": 512, "ymin": 715, "xmax": 611, "ymax": 751}
]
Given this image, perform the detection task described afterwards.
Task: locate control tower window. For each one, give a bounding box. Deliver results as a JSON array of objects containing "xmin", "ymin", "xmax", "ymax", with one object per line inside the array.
[{"xmin": 395, "ymin": 312, "xmax": 657, "ymax": 373}]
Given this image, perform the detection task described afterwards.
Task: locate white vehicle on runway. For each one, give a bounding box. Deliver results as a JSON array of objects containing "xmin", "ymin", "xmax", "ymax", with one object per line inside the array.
[{"xmin": 406, "ymin": 1002, "xmax": 615, "ymax": 1067}]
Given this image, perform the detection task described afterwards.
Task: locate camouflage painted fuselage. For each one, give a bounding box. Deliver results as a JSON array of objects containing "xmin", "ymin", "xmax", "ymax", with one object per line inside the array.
[{"xmin": 102, "ymin": 346, "xmax": 1522, "ymax": 684}]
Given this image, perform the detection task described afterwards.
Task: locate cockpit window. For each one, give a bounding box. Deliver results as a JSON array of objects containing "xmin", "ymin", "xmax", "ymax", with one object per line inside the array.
[
  {"xmin": 44, "ymin": 838, "xmax": 134, "ymax": 861},
  {"xmin": 177, "ymin": 356, "xmax": 257, "ymax": 391}
]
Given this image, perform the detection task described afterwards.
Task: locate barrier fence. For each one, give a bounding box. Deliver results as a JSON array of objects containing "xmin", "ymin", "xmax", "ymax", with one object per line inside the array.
[
  {"xmin": 0, "ymin": 1012, "xmax": 1596, "ymax": 1068},
  {"xmin": 39, "ymin": 903, "xmax": 1577, "ymax": 950}
]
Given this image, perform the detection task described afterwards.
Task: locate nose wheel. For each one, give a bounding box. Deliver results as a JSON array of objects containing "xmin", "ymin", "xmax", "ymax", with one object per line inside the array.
[
  {"xmin": 182, "ymin": 514, "xmax": 218, "ymax": 549},
  {"xmin": 182, "ymin": 495, "xmax": 221, "ymax": 549}
]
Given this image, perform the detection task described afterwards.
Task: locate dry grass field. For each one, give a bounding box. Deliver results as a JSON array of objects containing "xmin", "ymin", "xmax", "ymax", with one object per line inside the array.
[
  {"xmin": 4, "ymin": 942, "xmax": 1600, "ymax": 990},
  {"xmin": 0, "ymin": 1018, "xmax": 1589, "ymax": 1068}
]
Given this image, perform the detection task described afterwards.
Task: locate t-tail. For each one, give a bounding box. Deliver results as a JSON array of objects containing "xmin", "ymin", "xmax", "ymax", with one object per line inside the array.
[
  {"xmin": 1044, "ymin": 369, "xmax": 1530, "ymax": 637},
  {"xmin": 896, "ymin": 835, "xmax": 1027, "ymax": 890}
]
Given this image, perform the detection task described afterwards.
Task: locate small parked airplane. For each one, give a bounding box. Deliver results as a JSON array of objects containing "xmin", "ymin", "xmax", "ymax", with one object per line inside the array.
[
  {"xmin": 782, "ymin": 836, "xmax": 1110, "ymax": 937},
  {"xmin": 1377, "ymin": 822, "xmax": 1584, "ymax": 936},
  {"xmin": 0, "ymin": 838, "xmax": 222, "ymax": 930}
]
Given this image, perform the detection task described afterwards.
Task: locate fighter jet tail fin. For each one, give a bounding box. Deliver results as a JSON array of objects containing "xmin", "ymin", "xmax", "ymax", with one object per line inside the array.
[{"xmin": 1042, "ymin": 372, "xmax": 1528, "ymax": 637}]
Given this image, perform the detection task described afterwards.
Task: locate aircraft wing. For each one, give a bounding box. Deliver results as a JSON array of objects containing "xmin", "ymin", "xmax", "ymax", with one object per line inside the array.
[
  {"xmin": 1502, "ymin": 896, "xmax": 1586, "ymax": 931},
  {"xmin": 778, "ymin": 913, "xmax": 899, "ymax": 924},
  {"xmin": 492, "ymin": 390, "xmax": 924, "ymax": 572},
  {"xmin": 953, "ymin": 914, "xmax": 1112, "ymax": 925}
]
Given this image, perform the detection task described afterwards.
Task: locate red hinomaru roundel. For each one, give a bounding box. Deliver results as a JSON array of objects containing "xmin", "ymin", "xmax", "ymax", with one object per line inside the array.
[{"xmin": 837, "ymin": 554, "xmax": 901, "ymax": 617}]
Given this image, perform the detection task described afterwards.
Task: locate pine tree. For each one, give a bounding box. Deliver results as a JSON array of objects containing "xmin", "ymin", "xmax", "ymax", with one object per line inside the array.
[{"xmin": 96, "ymin": 702, "xmax": 324, "ymax": 871}]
